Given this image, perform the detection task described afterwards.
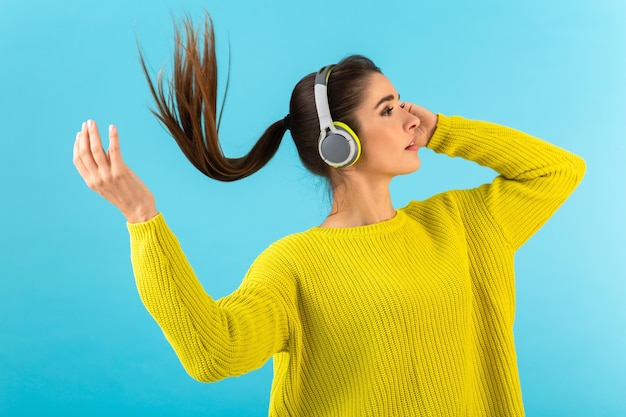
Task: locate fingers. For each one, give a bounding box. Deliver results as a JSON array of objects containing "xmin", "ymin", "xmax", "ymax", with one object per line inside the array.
[
  {"xmin": 73, "ymin": 119, "xmax": 121, "ymax": 190},
  {"xmin": 75, "ymin": 121, "xmax": 98, "ymax": 174},
  {"xmin": 107, "ymin": 124, "xmax": 124, "ymax": 168},
  {"xmin": 76, "ymin": 120, "xmax": 108, "ymax": 170},
  {"xmin": 400, "ymin": 102, "xmax": 417, "ymax": 116},
  {"xmin": 86, "ymin": 120, "xmax": 110, "ymax": 168},
  {"xmin": 403, "ymin": 102, "xmax": 420, "ymax": 115},
  {"xmin": 73, "ymin": 131, "xmax": 89, "ymax": 178},
  {"xmin": 75, "ymin": 122, "xmax": 99, "ymax": 174}
]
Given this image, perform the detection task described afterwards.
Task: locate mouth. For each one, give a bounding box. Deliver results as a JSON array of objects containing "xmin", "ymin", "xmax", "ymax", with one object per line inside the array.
[{"xmin": 405, "ymin": 139, "xmax": 418, "ymax": 151}]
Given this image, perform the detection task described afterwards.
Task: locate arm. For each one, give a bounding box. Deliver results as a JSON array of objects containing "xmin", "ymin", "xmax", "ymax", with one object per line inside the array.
[
  {"xmin": 73, "ymin": 121, "xmax": 290, "ymax": 381},
  {"xmin": 129, "ymin": 215, "xmax": 290, "ymax": 381},
  {"xmin": 426, "ymin": 114, "xmax": 586, "ymax": 250}
]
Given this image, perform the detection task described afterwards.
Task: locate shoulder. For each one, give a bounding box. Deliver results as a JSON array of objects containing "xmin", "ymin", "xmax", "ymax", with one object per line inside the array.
[
  {"xmin": 406, "ymin": 184, "xmax": 497, "ymax": 216},
  {"xmin": 403, "ymin": 190, "xmax": 468, "ymax": 223},
  {"xmin": 402, "ymin": 188, "xmax": 496, "ymax": 235},
  {"xmin": 260, "ymin": 228, "xmax": 332, "ymax": 263},
  {"xmin": 247, "ymin": 229, "xmax": 320, "ymax": 278}
]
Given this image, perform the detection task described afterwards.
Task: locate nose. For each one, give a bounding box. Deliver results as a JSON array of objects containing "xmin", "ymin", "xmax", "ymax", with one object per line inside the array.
[{"xmin": 404, "ymin": 109, "xmax": 420, "ymax": 132}]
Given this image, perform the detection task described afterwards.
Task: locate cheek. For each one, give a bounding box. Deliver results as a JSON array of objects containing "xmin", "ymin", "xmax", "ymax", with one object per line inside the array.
[{"xmin": 359, "ymin": 138, "xmax": 386, "ymax": 160}]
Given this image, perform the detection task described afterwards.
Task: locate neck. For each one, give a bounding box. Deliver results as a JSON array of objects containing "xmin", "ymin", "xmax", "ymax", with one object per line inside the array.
[{"xmin": 321, "ymin": 175, "xmax": 395, "ymax": 228}]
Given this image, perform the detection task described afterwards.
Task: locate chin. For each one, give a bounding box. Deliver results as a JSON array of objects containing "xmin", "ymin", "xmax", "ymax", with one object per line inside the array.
[
  {"xmin": 395, "ymin": 162, "xmax": 421, "ymax": 177},
  {"xmin": 402, "ymin": 157, "xmax": 421, "ymax": 174},
  {"xmin": 407, "ymin": 164, "xmax": 421, "ymax": 175}
]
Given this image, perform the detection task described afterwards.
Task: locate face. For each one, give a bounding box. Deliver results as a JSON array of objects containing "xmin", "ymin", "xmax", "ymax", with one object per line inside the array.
[{"xmin": 350, "ymin": 73, "xmax": 424, "ymax": 179}]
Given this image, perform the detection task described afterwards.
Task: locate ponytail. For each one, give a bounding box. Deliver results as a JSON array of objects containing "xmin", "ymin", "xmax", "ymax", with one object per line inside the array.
[{"xmin": 139, "ymin": 13, "xmax": 286, "ymax": 182}]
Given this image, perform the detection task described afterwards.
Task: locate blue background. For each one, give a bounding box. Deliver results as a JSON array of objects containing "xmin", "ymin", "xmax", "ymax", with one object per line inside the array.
[{"xmin": 1, "ymin": 0, "xmax": 624, "ymax": 415}]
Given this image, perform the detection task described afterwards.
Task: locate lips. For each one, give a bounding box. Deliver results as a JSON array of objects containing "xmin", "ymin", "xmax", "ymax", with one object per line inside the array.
[{"xmin": 405, "ymin": 139, "xmax": 418, "ymax": 151}]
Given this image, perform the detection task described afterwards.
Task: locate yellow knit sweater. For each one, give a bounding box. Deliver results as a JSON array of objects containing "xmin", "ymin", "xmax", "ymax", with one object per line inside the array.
[{"xmin": 128, "ymin": 115, "xmax": 585, "ymax": 416}]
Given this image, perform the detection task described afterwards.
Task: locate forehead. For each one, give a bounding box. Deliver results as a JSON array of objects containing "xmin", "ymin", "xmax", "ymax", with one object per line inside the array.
[{"xmin": 361, "ymin": 73, "xmax": 398, "ymax": 107}]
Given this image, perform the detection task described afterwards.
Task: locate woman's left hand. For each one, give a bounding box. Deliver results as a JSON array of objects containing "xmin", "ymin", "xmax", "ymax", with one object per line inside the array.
[{"xmin": 400, "ymin": 102, "xmax": 438, "ymax": 145}]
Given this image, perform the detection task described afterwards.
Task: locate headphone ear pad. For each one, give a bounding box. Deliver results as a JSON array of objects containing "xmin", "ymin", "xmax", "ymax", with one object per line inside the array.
[{"xmin": 318, "ymin": 122, "xmax": 362, "ymax": 168}]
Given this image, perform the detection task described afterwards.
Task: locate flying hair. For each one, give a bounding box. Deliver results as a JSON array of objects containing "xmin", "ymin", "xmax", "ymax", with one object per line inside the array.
[{"xmin": 138, "ymin": 13, "xmax": 287, "ymax": 182}]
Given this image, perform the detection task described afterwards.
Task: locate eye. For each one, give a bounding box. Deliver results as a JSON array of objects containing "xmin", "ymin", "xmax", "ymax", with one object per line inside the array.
[{"xmin": 381, "ymin": 106, "xmax": 394, "ymax": 117}]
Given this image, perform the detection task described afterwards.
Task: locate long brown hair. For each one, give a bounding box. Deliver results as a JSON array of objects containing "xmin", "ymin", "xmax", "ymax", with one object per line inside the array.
[{"xmin": 140, "ymin": 13, "xmax": 381, "ymax": 183}]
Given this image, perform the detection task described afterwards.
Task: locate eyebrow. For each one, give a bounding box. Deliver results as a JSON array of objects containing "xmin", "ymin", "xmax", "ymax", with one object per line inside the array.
[{"xmin": 373, "ymin": 93, "xmax": 400, "ymax": 109}]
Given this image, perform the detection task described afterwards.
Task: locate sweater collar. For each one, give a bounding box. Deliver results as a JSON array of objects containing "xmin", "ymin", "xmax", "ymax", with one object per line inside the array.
[{"xmin": 308, "ymin": 209, "xmax": 408, "ymax": 237}]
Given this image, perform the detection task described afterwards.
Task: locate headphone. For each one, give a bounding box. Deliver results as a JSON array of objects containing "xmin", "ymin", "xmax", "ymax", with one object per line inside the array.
[{"xmin": 314, "ymin": 65, "xmax": 361, "ymax": 168}]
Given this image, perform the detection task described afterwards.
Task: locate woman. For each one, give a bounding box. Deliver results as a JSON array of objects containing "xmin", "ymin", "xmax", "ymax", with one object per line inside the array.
[{"xmin": 73, "ymin": 16, "xmax": 585, "ymax": 417}]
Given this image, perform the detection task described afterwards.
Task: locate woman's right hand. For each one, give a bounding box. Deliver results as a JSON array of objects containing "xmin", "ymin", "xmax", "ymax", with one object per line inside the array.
[{"xmin": 73, "ymin": 120, "xmax": 158, "ymax": 223}]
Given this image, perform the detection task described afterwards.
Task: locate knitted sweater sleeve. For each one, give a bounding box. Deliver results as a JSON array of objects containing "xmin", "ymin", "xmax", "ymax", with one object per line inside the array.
[
  {"xmin": 427, "ymin": 115, "xmax": 586, "ymax": 250},
  {"xmin": 127, "ymin": 214, "xmax": 291, "ymax": 382}
]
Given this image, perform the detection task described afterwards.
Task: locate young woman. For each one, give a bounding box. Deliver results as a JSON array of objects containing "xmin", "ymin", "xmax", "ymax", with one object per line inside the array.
[{"xmin": 73, "ymin": 16, "xmax": 585, "ymax": 417}]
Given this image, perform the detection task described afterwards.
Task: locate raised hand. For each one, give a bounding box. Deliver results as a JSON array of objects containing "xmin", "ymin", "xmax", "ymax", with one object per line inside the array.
[{"xmin": 73, "ymin": 120, "xmax": 158, "ymax": 223}]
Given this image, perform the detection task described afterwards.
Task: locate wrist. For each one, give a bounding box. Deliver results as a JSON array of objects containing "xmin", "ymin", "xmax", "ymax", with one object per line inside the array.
[
  {"xmin": 427, "ymin": 114, "xmax": 439, "ymax": 145},
  {"xmin": 124, "ymin": 204, "xmax": 159, "ymax": 224}
]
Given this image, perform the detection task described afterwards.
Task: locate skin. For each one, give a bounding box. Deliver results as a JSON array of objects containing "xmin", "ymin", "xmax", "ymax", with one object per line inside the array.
[
  {"xmin": 73, "ymin": 121, "xmax": 158, "ymax": 223},
  {"xmin": 73, "ymin": 73, "xmax": 438, "ymax": 227}
]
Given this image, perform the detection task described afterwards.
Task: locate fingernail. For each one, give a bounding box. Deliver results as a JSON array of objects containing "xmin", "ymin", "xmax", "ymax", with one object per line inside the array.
[
  {"xmin": 109, "ymin": 124, "xmax": 113, "ymax": 134},
  {"xmin": 87, "ymin": 119, "xmax": 94, "ymax": 127},
  {"xmin": 82, "ymin": 122, "xmax": 86, "ymax": 130}
]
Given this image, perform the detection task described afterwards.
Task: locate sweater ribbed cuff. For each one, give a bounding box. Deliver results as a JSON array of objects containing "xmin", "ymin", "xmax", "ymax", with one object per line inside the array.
[
  {"xmin": 127, "ymin": 212, "xmax": 166, "ymax": 241},
  {"xmin": 427, "ymin": 114, "xmax": 470, "ymax": 155}
]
